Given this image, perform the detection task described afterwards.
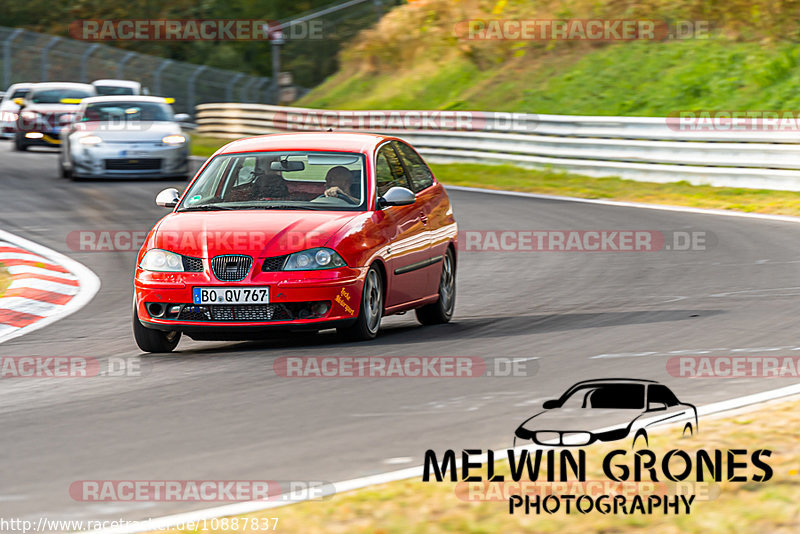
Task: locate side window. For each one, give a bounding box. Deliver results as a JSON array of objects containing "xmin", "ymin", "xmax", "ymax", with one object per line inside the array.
[
  {"xmin": 648, "ymin": 385, "xmax": 679, "ymax": 407},
  {"xmin": 393, "ymin": 141, "xmax": 433, "ymax": 192},
  {"xmin": 375, "ymin": 145, "xmax": 410, "ymax": 196}
]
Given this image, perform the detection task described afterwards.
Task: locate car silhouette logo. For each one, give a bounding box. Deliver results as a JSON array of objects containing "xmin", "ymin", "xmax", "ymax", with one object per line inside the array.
[{"xmin": 514, "ymin": 378, "xmax": 698, "ymax": 449}]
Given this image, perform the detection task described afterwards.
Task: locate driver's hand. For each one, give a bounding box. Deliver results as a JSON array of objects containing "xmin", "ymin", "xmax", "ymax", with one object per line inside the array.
[{"xmin": 324, "ymin": 186, "xmax": 343, "ymax": 197}]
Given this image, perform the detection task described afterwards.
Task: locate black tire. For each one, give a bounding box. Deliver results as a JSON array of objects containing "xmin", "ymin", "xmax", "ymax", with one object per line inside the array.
[
  {"xmin": 59, "ymin": 158, "xmax": 72, "ymax": 179},
  {"xmin": 14, "ymin": 134, "xmax": 27, "ymax": 151},
  {"xmin": 415, "ymin": 248, "xmax": 456, "ymax": 325},
  {"xmin": 132, "ymin": 305, "xmax": 180, "ymax": 353},
  {"xmin": 338, "ymin": 265, "xmax": 384, "ymax": 341}
]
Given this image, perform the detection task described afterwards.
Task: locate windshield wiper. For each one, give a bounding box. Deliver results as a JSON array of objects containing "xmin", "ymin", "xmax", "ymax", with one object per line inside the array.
[
  {"xmin": 235, "ymin": 204, "xmax": 324, "ymax": 210},
  {"xmin": 177, "ymin": 205, "xmax": 236, "ymax": 212}
]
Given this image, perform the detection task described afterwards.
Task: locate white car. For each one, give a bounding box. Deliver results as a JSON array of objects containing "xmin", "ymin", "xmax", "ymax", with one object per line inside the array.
[
  {"xmin": 59, "ymin": 95, "xmax": 191, "ymax": 180},
  {"xmin": 1, "ymin": 83, "xmax": 34, "ymax": 139},
  {"xmin": 92, "ymin": 79, "xmax": 142, "ymax": 96}
]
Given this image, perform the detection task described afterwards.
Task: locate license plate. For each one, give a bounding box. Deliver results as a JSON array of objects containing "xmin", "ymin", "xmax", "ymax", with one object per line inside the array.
[{"xmin": 193, "ymin": 287, "xmax": 269, "ymax": 305}]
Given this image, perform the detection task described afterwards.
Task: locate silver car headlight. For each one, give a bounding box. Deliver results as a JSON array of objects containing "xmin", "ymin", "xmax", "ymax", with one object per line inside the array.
[
  {"xmin": 162, "ymin": 134, "xmax": 186, "ymax": 145},
  {"xmin": 79, "ymin": 135, "xmax": 102, "ymax": 145},
  {"xmin": 283, "ymin": 248, "xmax": 346, "ymax": 271},
  {"xmin": 140, "ymin": 249, "xmax": 185, "ymax": 272}
]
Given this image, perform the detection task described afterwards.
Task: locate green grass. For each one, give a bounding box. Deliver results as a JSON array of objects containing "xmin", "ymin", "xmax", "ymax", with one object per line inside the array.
[
  {"xmin": 300, "ymin": 39, "xmax": 800, "ymax": 116},
  {"xmin": 189, "ymin": 134, "xmax": 236, "ymax": 158}
]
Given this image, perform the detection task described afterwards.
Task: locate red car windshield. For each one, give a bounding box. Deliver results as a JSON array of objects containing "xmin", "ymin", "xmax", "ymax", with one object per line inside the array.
[{"xmin": 179, "ymin": 151, "xmax": 368, "ymax": 212}]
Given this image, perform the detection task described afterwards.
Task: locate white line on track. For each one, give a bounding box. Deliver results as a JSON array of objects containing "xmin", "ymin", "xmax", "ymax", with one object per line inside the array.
[
  {"xmin": 82, "ymin": 186, "xmax": 800, "ymax": 534},
  {"xmin": 6, "ymin": 278, "xmax": 80, "ymax": 295},
  {"xmin": 5, "ymin": 265, "xmax": 77, "ymax": 280}
]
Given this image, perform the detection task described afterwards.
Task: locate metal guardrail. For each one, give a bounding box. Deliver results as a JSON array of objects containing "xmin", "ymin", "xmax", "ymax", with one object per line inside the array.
[{"xmin": 195, "ymin": 103, "xmax": 800, "ymax": 191}]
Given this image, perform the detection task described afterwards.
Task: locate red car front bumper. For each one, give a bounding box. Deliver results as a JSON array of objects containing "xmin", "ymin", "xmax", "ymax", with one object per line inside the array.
[{"xmin": 134, "ymin": 265, "xmax": 366, "ymax": 337}]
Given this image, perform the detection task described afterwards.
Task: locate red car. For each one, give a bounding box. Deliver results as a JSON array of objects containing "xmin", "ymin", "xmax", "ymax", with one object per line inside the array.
[{"xmin": 133, "ymin": 133, "xmax": 458, "ymax": 353}]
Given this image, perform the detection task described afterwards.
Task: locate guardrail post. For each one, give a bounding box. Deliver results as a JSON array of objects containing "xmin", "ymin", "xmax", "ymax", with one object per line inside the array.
[
  {"xmin": 41, "ymin": 36, "xmax": 61, "ymax": 81},
  {"xmin": 153, "ymin": 59, "xmax": 172, "ymax": 96},
  {"xmin": 256, "ymin": 77, "xmax": 271, "ymax": 104},
  {"xmin": 117, "ymin": 51, "xmax": 136, "ymax": 79},
  {"xmin": 79, "ymin": 43, "xmax": 100, "ymax": 82},
  {"xmin": 226, "ymin": 73, "xmax": 244, "ymax": 102},
  {"xmin": 3, "ymin": 29, "xmax": 24, "ymax": 89},
  {"xmin": 270, "ymin": 31, "xmax": 284, "ymax": 104},
  {"xmin": 186, "ymin": 65, "xmax": 208, "ymax": 116},
  {"xmin": 241, "ymin": 78, "xmax": 257, "ymax": 103}
]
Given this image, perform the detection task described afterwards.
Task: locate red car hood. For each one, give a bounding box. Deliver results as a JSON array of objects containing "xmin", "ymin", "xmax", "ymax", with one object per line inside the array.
[{"xmin": 152, "ymin": 210, "xmax": 359, "ymax": 259}]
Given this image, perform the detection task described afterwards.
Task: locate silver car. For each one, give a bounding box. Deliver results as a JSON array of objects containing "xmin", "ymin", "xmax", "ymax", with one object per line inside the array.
[{"xmin": 59, "ymin": 96, "xmax": 191, "ymax": 180}]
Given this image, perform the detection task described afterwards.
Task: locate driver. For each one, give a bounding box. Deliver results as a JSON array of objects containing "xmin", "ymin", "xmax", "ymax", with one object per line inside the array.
[{"xmin": 321, "ymin": 166, "xmax": 358, "ymax": 204}]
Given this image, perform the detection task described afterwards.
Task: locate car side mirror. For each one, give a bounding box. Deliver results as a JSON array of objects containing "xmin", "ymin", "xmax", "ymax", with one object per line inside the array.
[
  {"xmin": 542, "ymin": 399, "xmax": 559, "ymax": 409},
  {"xmin": 174, "ymin": 113, "xmax": 190, "ymax": 123},
  {"xmin": 156, "ymin": 188, "xmax": 180, "ymax": 208},
  {"xmin": 378, "ymin": 186, "xmax": 415, "ymax": 208},
  {"xmin": 13, "ymin": 97, "xmax": 24, "ymax": 106},
  {"xmin": 647, "ymin": 401, "xmax": 667, "ymax": 412}
]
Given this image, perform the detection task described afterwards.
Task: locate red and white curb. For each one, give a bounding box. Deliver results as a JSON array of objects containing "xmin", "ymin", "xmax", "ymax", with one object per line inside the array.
[{"xmin": 0, "ymin": 229, "xmax": 100, "ymax": 345}]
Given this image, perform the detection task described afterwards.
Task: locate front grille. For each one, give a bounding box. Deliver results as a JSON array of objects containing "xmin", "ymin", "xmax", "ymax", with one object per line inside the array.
[
  {"xmin": 177, "ymin": 304, "xmax": 296, "ymax": 322},
  {"xmin": 211, "ymin": 255, "xmax": 252, "ymax": 281},
  {"xmin": 182, "ymin": 256, "xmax": 203, "ymax": 272},
  {"xmin": 261, "ymin": 255, "xmax": 288, "ymax": 272},
  {"xmin": 104, "ymin": 158, "xmax": 161, "ymax": 170}
]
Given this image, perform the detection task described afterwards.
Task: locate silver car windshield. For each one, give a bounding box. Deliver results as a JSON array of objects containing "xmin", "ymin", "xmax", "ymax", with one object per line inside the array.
[
  {"xmin": 178, "ymin": 151, "xmax": 368, "ymax": 212},
  {"xmin": 82, "ymin": 102, "xmax": 173, "ymax": 122}
]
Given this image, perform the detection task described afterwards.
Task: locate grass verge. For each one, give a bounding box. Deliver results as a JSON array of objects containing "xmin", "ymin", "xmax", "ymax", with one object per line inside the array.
[
  {"xmin": 154, "ymin": 396, "xmax": 800, "ymax": 534},
  {"xmin": 190, "ymin": 134, "xmax": 236, "ymax": 159},
  {"xmin": 0, "ymin": 262, "xmax": 10, "ymax": 298},
  {"xmin": 186, "ymin": 139, "xmax": 800, "ymax": 217}
]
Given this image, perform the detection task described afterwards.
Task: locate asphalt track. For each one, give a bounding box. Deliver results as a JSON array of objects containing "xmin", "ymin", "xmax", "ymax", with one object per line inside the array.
[{"xmin": 0, "ymin": 142, "xmax": 799, "ymax": 526}]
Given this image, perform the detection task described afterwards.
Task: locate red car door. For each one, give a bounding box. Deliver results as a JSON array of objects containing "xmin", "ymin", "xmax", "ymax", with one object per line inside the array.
[{"xmin": 375, "ymin": 143, "xmax": 432, "ymax": 308}]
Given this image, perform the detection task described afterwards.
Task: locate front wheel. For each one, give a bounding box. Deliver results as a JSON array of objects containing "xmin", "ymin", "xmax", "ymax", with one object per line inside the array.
[
  {"xmin": 132, "ymin": 305, "xmax": 180, "ymax": 353},
  {"xmin": 338, "ymin": 265, "xmax": 384, "ymax": 341},
  {"xmin": 415, "ymin": 248, "xmax": 456, "ymax": 325},
  {"xmin": 14, "ymin": 134, "xmax": 27, "ymax": 151},
  {"xmin": 59, "ymin": 157, "xmax": 72, "ymax": 179}
]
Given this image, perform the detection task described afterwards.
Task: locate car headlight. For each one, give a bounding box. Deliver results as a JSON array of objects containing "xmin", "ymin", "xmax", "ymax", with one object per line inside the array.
[
  {"xmin": 283, "ymin": 248, "xmax": 346, "ymax": 271},
  {"xmin": 79, "ymin": 135, "xmax": 102, "ymax": 145},
  {"xmin": 162, "ymin": 134, "xmax": 186, "ymax": 145},
  {"xmin": 20, "ymin": 110, "xmax": 37, "ymax": 121},
  {"xmin": 140, "ymin": 249, "xmax": 185, "ymax": 272}
]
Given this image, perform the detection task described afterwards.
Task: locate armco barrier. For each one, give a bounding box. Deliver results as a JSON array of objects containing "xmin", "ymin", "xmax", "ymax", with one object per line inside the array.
[{"xmin": 195, "ymin": 103, "xmax": 800, "ymax": 191}]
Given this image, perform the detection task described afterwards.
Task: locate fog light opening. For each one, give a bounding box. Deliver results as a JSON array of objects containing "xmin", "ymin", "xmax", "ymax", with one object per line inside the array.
[
  {"xmin": 311, "ymin": 302, "xmax": 330, "ymax": 317},
  {"xmin": 147, "ymin": 302, "xmax": 166, "ymax": 318}
]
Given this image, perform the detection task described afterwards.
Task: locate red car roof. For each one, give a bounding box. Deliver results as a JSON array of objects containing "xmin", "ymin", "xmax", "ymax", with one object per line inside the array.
[{"xmin": 216, "ymin": 132, "xmax": 391, "ymax": 155}]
